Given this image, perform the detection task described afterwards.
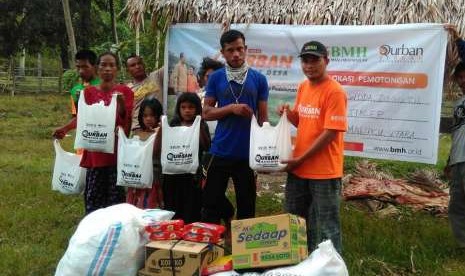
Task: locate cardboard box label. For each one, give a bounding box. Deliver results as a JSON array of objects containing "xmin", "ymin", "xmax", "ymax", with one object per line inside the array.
[
  {"xmin": 141, "ymin": 240, "xmax": 224, "ymax": 276},
  {"xmin": 237, "ymin": 222, "xmax": 288, "ymax": 249},
  {"xmin": 231, "ymin": 213, "xmax": 307, "ymax": 269}
]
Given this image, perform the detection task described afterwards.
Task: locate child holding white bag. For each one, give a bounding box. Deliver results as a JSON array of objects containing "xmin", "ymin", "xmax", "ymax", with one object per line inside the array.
[
  {"xmin": 53, "ymin": 52, "xmax": 134, "ymax": 214},
  {"xmin": 155, "ymin": 92, "xmax": 210, "ymax": 223},
  {"xmin": 126, "ymin": 97, "xmax": 164, "ymax": 209}
]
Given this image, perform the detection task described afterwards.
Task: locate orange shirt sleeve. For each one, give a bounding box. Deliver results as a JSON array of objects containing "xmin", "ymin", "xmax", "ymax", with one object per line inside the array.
[{"xmin": 323, "ymin": 86, "xmax": 348, "ymax": 131}]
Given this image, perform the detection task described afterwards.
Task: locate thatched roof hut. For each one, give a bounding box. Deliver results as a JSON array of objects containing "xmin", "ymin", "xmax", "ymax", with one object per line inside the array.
[
  {"xmin": 124, "ymin": 0, "xmax": 465, "ymax": 99},
  {"xmin": 125, "ymin": 0, "xmax": 465, "ymax": 33}
]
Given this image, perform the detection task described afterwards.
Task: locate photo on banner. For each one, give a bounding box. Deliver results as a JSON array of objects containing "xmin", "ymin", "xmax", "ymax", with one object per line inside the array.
[{"xmin": 163, "ymin": 23, "xmax": 448, "ymax": 164}]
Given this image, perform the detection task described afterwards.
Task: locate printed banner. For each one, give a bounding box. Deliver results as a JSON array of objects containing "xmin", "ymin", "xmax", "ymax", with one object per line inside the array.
[{"xmin": 164, "ymin": 23, "xmax": 448, "ymax": 164}]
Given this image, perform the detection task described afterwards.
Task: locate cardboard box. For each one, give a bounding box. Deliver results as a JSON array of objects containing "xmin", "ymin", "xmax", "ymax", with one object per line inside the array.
[
  {"xmin": 139, "ymin": 239, "xmax": 224, "ymax": 276},
  {"xmin": 231, "ymin": 213, "xmax": 307, "ymax": 269}
]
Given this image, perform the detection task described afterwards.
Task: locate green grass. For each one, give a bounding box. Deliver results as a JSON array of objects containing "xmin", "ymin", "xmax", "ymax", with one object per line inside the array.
[{"xmin": 0, "ymin": 93, "xmax": 464, "ymax": 275}]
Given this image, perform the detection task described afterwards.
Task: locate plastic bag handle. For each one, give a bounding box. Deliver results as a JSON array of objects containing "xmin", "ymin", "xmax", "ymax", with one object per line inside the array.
[{"xmin": 53, "ymin": 139, "xmax": 64, "ymax": 155}]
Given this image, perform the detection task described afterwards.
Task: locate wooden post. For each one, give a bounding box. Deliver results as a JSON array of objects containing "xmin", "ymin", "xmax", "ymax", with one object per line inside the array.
[
  {"xmin": 136, "ymin": 24, "xmax": 140, "ymax": 56},
  {"xmin": 19, "ymin": 48, "xmax": 26, "ymax": 77},
  {"xmin": 58, "ymin": 62, "xmax": 63, "ymax": 94},
  {"xmin": 156, "ymin": 29, "xmax": 161, "ymax": 68},
  {"xmin": 37, "ymin": 53, "xmax": 42, "ymax": 93},
  {"xmin": 10, "ymin": 56, "xmax": 15, "ymax": 97},
  {"xmin": 62, "ymin": 0, "xmax": 77, "ymax": 68}
]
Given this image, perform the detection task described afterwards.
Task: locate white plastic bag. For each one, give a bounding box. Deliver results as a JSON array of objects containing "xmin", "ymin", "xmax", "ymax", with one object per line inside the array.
[
  {"xmin": 161, "ymin": 115, "xmax": 200, "ymax": 174},
  {"xmin": 117, "ymin": 127, "xmax": 155, "ymax": 188},
  {"xmin": 262, "ymin": 240, "xmax": 349, "ymax": 276},
  {"xmin": 141, "ymin": 209, "xmax": 176, "ymax": 223},
  {"xmin": 52, "ymin": 139, "xmax": 86, "ymax": 195},
  {"xmin": 75, "ymin": 92, "xmax": 117, "ymax": 153},
  {"xmin": 249, "ymin": 111, "xmax": 292, "ymax": 171},
  {"xmin": 55, "ymin": 204, "xmax": 150, "ymax": 276}
]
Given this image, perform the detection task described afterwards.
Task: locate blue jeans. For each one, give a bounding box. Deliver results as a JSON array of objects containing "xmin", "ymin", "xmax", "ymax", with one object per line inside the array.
[
  {"xmin": 449, "ymin": 162, "xmax": 465, "ymax": 247},
  {"xmin": 285, "ymin": 173, "xmax": 342, "ymax": 254}
]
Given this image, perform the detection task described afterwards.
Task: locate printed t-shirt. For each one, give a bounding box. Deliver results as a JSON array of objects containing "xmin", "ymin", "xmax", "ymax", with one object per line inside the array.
[
  {"xmin": 292, "ymin": 77, "xmax": 347, "ymax": 179},
  {"xmin": 127, "ymin": 71, "xmax": 162, "ymax": 131},
  {"xmin": 205, "ymin": 68, "xmax": 269, "ymax": 160},
  {"xmin": 79, "ymin": 84, "xmax": 134, "ymax": 168}
]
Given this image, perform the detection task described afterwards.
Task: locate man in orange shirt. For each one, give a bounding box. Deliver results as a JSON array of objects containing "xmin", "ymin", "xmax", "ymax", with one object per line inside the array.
[
  {"xmin": 278, "ymin": 41, "xmax": 348, "ymax": 254},
  {"xmin": 186, "ymin": 66, "xmax": 200, "ymax": 93}
]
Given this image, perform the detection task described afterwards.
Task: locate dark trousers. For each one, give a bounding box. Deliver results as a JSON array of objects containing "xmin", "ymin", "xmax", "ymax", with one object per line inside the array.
[
  {"xmin": 84, "ymin": 166, "xmax": 126, "ymax": 215},
  {"xmin": 449, "ymin": 162, "xmax": 465, "ymax": 247},
  {"xmin": 201, "ymin": 156, "xmax": 255, "ymax": 224},
  {"xmin": 163, "ymin": 173, "xmax": 202, "ymax": 224},
  {"xmin": 285, "ymin": 173, "xmax": 342, "ymax": 254}
]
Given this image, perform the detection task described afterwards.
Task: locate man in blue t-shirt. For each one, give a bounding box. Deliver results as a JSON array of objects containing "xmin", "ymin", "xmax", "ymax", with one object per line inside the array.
[{"xmin": 201, "ymin": 30, "xmax": 269, "ymax": 224}]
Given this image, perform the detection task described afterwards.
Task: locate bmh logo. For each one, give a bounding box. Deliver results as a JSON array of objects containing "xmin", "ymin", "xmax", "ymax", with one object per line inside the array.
[
  {"xmin": 378, "ymin": 44, "xmax": 424, "ymax": 63},
  {"xmin": 328, "ymin": 45, "xmax": 368, "ymax": 62}
]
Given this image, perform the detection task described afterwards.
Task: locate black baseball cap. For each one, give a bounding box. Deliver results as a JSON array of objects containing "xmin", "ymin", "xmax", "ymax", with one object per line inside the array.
[{"xmin": 298, "ymin": 41, "xmax": 328, "ymax": 57}]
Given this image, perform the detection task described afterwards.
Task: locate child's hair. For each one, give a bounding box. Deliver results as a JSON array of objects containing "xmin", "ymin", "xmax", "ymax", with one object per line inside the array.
[
  {"xmin": 138, "ymin": 97, "xmax": 163, "ymax": 130},
  {"xmin": 171, "ymin": 92, "xmax": 202, "ymax": 125},
  {"xmin": 197, "ymin": 57, "xmax": 224, "ymax": 87},
  {"xmin": 454, "ymin": 62, "xmax": 465, "ymax": 77}
]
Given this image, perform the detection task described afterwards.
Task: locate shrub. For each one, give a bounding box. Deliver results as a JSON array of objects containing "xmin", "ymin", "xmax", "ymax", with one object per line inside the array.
[{"xmin": 62, "ymin": 69, "xmax": 79, "ymax": 92}]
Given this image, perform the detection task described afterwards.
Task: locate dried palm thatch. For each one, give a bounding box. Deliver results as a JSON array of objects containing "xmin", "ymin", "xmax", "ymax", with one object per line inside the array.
[
  {"xmin": 406, "ymin": 168, "xmax": 448, "ymax": 192},
  {"xmin": 124, "ymin": 0, "xmax": 465, "ymax": 97},
  {"xmin": 354, "ymin": 160, "xmax": 393, "ymax": 180},
  {"xmin": 125, "ymin": 0, "xmax": 465, "ymax": 43}
]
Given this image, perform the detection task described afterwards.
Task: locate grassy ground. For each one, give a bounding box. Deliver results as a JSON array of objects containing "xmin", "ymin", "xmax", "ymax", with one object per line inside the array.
[{"xmin": 0, "ymin": 93, "xmax": 464, "ymax": 275}]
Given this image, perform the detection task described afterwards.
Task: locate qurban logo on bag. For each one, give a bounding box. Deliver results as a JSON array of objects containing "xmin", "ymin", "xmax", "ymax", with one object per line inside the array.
[
  {"xmin": 82, "ymin": 130, "xmax": 108, "ymax": 139},
  {"xmin": 166, "ymin": 152, "xmax": 193, "ymax": 164},
  {"xmin": 378, "ymin": 44, "xmax": 424, "ymax": 63},
  {"xmin": 121, "ymin": 170, "xmax": 142, "ymax": 183},
  {"xmin": 255, "ymin": 154, "xmax": 279, "ymax": 167},
  {"xmin": 59, "ymin": 174, "xmax": 74, "ymax": 189}
]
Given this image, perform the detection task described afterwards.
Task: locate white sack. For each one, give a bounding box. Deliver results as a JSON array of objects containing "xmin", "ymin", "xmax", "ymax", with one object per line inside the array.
[
  {"xmin": 55, "ymin": 204, "xmax": 148, "ymax": 276},
  {"xmin": 262, "ymin": 240, "xmax": 349, "ymax": 276}
]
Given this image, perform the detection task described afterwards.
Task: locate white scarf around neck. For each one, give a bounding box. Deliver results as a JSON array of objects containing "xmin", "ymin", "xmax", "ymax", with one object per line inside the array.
[{"xmin": 226, "ymin": 62, "xmax": 249, "ymax": 85}]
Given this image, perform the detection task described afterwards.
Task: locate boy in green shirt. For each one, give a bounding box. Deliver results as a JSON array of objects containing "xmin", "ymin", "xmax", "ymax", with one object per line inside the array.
[{"xmin": 69, "ymin": 50, "xmax": 100, "ymax": 115}]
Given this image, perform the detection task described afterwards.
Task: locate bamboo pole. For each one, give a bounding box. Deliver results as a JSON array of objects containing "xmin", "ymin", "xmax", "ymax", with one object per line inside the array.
[
  {"xmin": 10, "ymin": 56, "xmax": 15, "ymax": 97},
  {"xmin": 62, "ymin": 0, "xmax": 77, "ymax": 68}
]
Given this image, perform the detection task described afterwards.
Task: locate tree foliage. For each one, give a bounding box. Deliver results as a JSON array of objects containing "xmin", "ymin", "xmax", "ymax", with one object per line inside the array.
[
  {"xmin": 0, "ymin": 1, "xmax": 26, "ymax": 57},
  {"xmin": 1, "ymin": 0, "xmax": 166, "ymax": 71}
]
